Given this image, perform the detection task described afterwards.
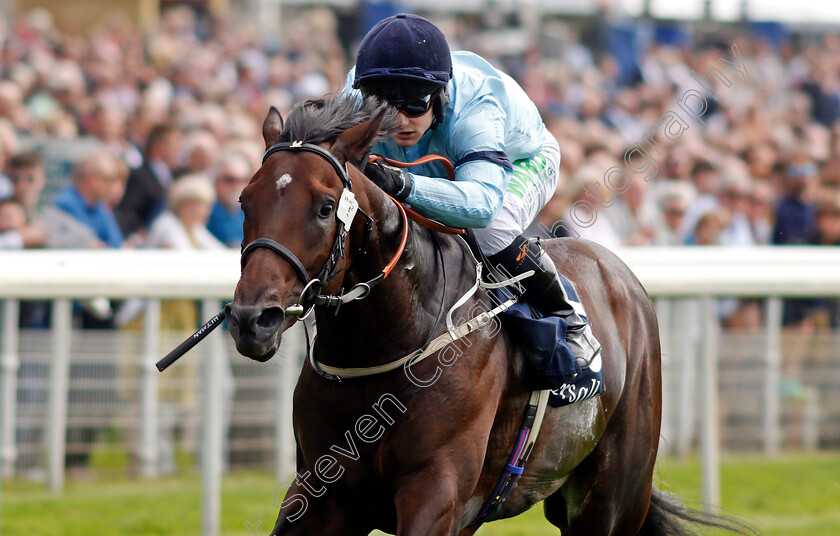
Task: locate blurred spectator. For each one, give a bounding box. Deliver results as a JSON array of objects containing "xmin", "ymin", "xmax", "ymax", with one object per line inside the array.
[
  {"xmin": 748, "ymin": 181, "xmax": 776, "ymax": 245},
  {"xmin": 0, "ymin": 80, "xmax": 34, "ymax": 132},
  {"xmin": 773, "ymin": 156, "xmax": 819, "ymax": 245},
  {"xmin": 652, "ymin": 182, "xmax": 694, "ymax": 245},
  {"xmin": 180, "ymin": 128, "xmax": 219, "ymax": 175},
  {"xmin": 679, "ymin": 160, "xmax": 717, "ymax": 240},
  {"xmin": 103, "ymin": 159, "xmax": 130, "ymax": 212},
  {"xmin": 687, "ymin": 209, "xmax": 728, "ymax": 246},
  {"xmin": 602, "ymin": 170, "xmax": 657, "ymax": 245},
  {"xmin": 562, "ymin": 165, "xmax": 623, "ymax": 248},
  {"xmin": 116, "ymin": 122, "xmax": 183, "ymax": 240},
  {"xmin": 53, "ymin": 152, "xmax": 125, "ymax": 249},
  {"xmin": 717, "ymin": 171, "xmax": 756, "ymax": 247},
  {"xmin": 146, "ymin": 173, "xmax": 223, "ymax": 251},
  {"xmin": 2, "ymin": 151, "xmax": 47, "ymax": 248},
  {"xmin": 7, "ymin": 150, "xmax": 105, "ymax": 250},
  {"xmin": 86, "ymin": 102, "xmax": 143, "ymax": 170},
  {"xmin": 7, "ymin": 151, "xmax": 46, "ymax": 223},
  {"xmin": 806, "ymin": 195, "xmax": 840, "ymax": 246},
  {"xmin": 771, "ymin": 157, "xmax": 822, "ymax": 327},
  {"xmin": 207, "ymin": 150, "xmax": 250, "ymax": 247},
  {"xmin": 0, "ymin": 197, "xmax": 27, "ymax": 238}
]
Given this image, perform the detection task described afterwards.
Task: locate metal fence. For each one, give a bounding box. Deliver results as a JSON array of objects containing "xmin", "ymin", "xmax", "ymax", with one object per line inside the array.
[
  {"xmin": 2, "ymin": 248, "xmax": 840, "ymax": 535},
  {"xmin": 7, "ymin": 320, "xmax": 299, "ymax": 480},
  {"xmin": 658, "ymin": 301, "xmax": 840, "ymax": 455},
  {"xmin": 4, "ymin": 313, "xmax": 839, "ymax": 479}
]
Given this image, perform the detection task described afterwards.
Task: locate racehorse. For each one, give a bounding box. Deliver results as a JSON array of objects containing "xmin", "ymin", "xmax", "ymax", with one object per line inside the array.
[{"xmin": 225, "ymin": 97, "xmax": 752, "ymax": 536}]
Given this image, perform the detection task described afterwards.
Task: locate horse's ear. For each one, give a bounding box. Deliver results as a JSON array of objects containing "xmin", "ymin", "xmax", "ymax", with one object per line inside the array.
[
  {"xmin": 262, "ymin": 106, "xmax": 284, "ymax": 148},
  {"xmin": 330, "ymin": 109, "xmax": 385, "ymax": 164}
]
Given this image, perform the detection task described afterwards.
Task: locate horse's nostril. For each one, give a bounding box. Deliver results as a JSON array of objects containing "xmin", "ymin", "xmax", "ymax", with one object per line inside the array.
[{"xmin": 256, "ymin": 306, "xmax": 285, "ymax": 329}]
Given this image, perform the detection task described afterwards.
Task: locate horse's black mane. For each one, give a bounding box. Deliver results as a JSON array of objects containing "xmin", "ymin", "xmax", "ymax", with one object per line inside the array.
[{"xmin": 281, "ymin": 95, "xmax": 397, "ymax": 145}]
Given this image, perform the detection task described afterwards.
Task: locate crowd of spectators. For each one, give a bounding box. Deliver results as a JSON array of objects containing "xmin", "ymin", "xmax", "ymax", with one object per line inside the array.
[{"xmin": 1, "ymin": 6, "xmax": 840, "ymax": 332}]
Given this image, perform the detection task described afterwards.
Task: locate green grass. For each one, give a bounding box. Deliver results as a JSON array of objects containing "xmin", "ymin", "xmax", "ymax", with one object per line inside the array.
[{"xmin": 2, "ymin": 453, "xmax": 839, "ymax": 535}]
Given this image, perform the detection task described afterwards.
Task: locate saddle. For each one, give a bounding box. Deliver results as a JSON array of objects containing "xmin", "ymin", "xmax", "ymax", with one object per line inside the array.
[{"xmin": 460, "ymin": 229, "xmax": 604, "ymax": 406}]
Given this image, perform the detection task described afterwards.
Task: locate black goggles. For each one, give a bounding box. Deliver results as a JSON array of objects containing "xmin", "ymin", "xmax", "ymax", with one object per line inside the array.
[{"xmin": 363, "ymin": 87, "xmax": 441, "ymax": 117}]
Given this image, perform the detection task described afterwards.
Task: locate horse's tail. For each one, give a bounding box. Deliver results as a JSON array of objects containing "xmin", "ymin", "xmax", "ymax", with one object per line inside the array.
[{"xmin": 638, "ymin": 487, "xmax": 758, "ymax": 536}]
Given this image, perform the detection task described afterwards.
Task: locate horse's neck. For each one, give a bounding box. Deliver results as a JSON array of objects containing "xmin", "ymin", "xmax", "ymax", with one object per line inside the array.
[{"xmin": 312, "ymin": 194, "xmax": 468, "ymax": 366}]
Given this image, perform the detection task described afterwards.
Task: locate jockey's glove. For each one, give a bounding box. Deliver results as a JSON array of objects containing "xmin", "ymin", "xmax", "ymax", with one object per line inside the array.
[{"xmin": 364, "ymin": 161, "xmax": 413, "ymax": 202}]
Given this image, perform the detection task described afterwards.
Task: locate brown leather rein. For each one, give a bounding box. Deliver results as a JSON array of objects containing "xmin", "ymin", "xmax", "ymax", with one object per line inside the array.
[{"xmin": 368, "ymin": 154, "xmax": 466, "ymax": 235}]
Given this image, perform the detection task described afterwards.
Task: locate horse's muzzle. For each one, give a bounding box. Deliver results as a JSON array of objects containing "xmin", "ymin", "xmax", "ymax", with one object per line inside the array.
[{"xmin": 224, "ymin": 303, "xmax": 286, "ymax": 361}]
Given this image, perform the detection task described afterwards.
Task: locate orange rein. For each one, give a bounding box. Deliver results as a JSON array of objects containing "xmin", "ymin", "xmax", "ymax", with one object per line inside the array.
[{"xmin": 367, "ymin": 154, "xmax": 466, "ymax": 235}]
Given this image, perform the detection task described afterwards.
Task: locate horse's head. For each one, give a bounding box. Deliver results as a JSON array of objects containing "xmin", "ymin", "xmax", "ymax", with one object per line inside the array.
[{"xmin": 226, "ymin": 99, "xmax": 394, "ymax": 361}]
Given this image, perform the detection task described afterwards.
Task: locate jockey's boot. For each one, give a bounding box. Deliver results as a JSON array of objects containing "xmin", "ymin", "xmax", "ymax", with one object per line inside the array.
[{"xmin": 488, "ymin": 236, "xmax": 601, "ymax": 370}]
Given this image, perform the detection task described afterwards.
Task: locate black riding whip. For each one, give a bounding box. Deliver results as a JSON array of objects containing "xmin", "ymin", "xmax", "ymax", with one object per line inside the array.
[{"xmin": 156, "ymin": 310, "xmax": 226, "ymax": 372}]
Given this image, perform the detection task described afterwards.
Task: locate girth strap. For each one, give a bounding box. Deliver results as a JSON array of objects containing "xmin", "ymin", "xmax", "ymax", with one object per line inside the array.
[{"xmin": 470, "ymin": 388, "xmax": 551, "ymax": 526}]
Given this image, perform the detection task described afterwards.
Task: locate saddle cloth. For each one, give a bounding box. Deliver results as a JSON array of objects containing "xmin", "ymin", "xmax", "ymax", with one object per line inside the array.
[{"xmin": 492, "ymin": 289, "xmax": 605, "ymax": 408}]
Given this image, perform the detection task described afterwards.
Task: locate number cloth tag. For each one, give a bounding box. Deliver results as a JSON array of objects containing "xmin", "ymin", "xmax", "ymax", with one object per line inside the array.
[{"xmin": 336, "ymin": 188, "xmax": 359, "ymax": 227}]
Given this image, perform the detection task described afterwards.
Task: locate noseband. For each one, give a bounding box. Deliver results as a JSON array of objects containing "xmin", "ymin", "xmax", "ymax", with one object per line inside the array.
[{"xmin": 240, "ymin": 141, "xmax": 408, "ymax": 317}]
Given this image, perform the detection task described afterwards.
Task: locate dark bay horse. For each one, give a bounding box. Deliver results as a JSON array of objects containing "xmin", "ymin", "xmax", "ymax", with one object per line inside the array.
[{"xmin": 225, "ymin": 98, "xmax": 750, "ymax": 536}]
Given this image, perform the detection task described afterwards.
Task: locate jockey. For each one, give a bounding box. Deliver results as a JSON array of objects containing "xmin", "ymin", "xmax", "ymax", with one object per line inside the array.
[{"xmin": 343, "ymin": 13, "xmax": 600, "ymax": 371}]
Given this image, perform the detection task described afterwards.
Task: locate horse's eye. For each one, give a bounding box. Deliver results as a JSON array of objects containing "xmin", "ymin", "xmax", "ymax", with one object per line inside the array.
[{"xmin": 319, "ymin": 202, "xmax": 335, "ymax": 219}]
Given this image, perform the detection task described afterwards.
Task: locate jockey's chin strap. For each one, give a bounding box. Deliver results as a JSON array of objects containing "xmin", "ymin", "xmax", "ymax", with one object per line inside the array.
[{"xmin": 241, "ymin": 141, "xmax": 409, "ymax": 319}]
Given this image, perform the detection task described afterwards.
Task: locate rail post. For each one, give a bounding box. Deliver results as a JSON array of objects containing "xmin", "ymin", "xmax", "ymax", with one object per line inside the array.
[
  {"xmin": 140, "ymin": 299, "xmax": 162, "ymax": 477},
  {"xmin": 201, "ymin": 299, "xmax": 225, "ymax": 536},
  {"xmin": 47, "ymin": 299, "xmax": 72, "ymax": 493},
  {"xmin": 700, "ymin": 296, "xmax": 721, "ymax": 510}
]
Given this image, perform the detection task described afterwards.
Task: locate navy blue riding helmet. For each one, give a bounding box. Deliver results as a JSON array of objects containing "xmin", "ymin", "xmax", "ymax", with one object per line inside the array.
[{"xmin": 353, "ymin": 13, "xmax": 453, "ymax": 129}]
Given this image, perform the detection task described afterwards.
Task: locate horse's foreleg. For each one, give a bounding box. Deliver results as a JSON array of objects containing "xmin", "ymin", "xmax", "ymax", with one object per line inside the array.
[
  {"xmin": 394, "ymin": 471, "xmax": 463, "ymax": 536},
  {"xmin": 269, "ymin": 481, "xmax": 367, "ymax": 536}
]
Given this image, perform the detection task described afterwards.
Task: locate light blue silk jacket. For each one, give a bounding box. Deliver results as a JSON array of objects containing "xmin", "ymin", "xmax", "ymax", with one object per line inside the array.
[{"xmin": 343, "ymin": 51, "xmax": 550, "ymax": 228}]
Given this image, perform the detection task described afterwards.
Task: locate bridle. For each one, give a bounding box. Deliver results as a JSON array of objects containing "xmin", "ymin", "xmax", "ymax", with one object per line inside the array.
[{"xmin": 240, "ymin": 141, "xmax": 409, "ymax": 319}]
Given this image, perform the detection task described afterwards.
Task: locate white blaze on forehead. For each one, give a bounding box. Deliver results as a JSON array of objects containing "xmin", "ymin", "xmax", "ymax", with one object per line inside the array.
[{"xmin": 276, "ymin": 173, "xmax": 293, "ymax": 190}]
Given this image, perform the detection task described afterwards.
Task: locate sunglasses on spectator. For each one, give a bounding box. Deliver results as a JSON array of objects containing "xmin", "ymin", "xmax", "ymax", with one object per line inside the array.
[
  {"xmin": 10, "ymin": 173, "xmax": 37, "ymax": 184},
  {"xmin": 787, "ymin": 162, "xmax": 817, "ymax": 178},
  {"xmin": 218, "ymin": 175, "xmax": 248, "ymax": 184},
  {"xmin": 723, "ymin": 190, "xmax": 749, "ymax": 199}
]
